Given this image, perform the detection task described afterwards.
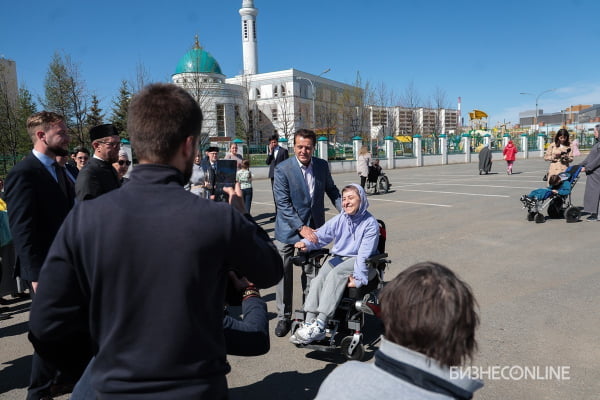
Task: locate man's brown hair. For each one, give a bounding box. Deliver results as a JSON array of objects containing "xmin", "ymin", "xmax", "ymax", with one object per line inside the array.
[
  {"xmin": 380, "ymin": 261, "xmax": 479, "ymax": 367},
  {"xmin": 127, "ymin": 83, "xmax": 203, "ymax": 163},
  {"xmin": 26, "ymin": 111, "xmax": 65, "ymax": 142}
]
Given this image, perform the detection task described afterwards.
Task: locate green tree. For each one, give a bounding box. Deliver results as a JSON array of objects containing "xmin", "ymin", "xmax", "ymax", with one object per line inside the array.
[
  {"xmin": 0, "ymin": 60, "xmax": 35, "ymax": 174},
  {"xmin": 110, "ymin": 80, "xmax": 131, "ymax": 139},
  {"xmin": 41, "ymin": 51, "xmax": 89, "ymax": 146},
  {"xmin": 86, "ymin": 94, "xmax": 104, "ymax": 131}
]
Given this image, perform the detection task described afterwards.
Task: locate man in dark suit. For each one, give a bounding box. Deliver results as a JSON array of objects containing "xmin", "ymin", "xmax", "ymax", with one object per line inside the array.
[
  {"xmin": 5, "ymin": 111, "xmax": 85, "ymax": 399},
  {"xmin": 273, "ymin": 129, "xmax": 341, "ymax": 337},
  {"xmin": 266, "ymin": 134, "xmax": 289, "ymax": 220},
  {"xmin": 75, "ymin": 124, "xmax": 121, "ymax": 201}
]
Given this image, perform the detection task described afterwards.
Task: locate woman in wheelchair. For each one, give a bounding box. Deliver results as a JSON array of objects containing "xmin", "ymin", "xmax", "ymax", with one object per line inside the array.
[{"xmin": 290, "ymin": 184, "xmax": 379, "ymax": 345}]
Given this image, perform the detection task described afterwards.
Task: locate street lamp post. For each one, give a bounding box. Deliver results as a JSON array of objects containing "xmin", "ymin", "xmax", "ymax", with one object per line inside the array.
[
  {"xmin": 295, "ymin": 68, "xmax": 330, "ymax": 129},
  {"xmin": 520, "ymin": 88, "xmax": 555, "ymax": 133}
]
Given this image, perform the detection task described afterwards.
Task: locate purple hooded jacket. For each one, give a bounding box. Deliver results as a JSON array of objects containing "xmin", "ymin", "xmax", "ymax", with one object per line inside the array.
[{"xmin": 301, "ymin": 184, "xmax": 379, "ymax": 287}]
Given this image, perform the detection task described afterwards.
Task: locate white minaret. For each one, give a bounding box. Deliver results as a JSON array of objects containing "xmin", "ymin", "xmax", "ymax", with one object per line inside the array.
[{"xmin": 239, "ymin": 0, "xmax": 258, "ymax": 75}]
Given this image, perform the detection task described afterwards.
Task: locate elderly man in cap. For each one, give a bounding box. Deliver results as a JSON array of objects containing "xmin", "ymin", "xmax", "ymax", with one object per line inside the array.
[
  {"xmin": 75, "ymin": 124, "xmax": 122, "ymax": 200},
  {"xmin": 199, "ymin": 146, "xmax": 220, "ymax": 199}
]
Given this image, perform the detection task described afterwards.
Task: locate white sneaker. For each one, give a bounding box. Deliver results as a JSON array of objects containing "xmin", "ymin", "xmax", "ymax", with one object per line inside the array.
[{"xmin": 293, "ymin": 321, "xmax": 325, "ymax": 344}]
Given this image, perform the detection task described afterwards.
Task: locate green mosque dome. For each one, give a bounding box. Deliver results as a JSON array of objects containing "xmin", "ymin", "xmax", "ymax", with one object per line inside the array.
[{"xmin": 174, "ymin": 37, "xmax": 222, "ymax": 75}]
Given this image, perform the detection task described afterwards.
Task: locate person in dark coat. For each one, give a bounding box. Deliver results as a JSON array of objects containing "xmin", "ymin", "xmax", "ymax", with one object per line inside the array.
[
  {"xmin": 5, "ymin": 111, "xmax": 86, "ymax": 399},
  {"xmin": 266, "ymin": 134, "xmax": 289, "ymax": 219},
  {"xmin": 581, "ymin": 138, "xmax": 600, "ymax": 221},
  {"xmin": 28, "ymin": 83, "xmax": 283, "ymax": 400},
  {"xmin": 75, "ymin": 124, "xmax": 121, "ymax": 201},
  {"xmin": 478, "ymin": 145, "xmax": 492, "ymax": 175}
]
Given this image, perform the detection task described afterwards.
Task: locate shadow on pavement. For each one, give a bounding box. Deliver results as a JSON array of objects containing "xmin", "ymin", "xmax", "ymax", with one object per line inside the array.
[
  {"xmin": 0, "ymin": 354, "xmax": 31, "ymax": 393},
  {"xmin": 0, "ymin": 320, "xmax": 29, "ymax": 338},
  {"xmin": 229, "ymin": 363, "xmax": 336, "ymax": 400}
]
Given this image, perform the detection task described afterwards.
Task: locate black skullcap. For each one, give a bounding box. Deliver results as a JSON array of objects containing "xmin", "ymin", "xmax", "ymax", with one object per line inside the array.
[{"xmin": 89, "ymin": 124, "xmax": 119, "ymax": 142}]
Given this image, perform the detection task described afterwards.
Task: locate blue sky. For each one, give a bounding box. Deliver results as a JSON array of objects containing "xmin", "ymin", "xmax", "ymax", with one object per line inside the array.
[{"xmin": 2, "ymin": 0, "xmax": 599, "ymax": 128}]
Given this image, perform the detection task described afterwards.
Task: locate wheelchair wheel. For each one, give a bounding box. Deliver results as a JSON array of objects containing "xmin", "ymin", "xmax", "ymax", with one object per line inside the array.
[
  {"xmin": 377, "ymin": 176, "xmax": 389, "ymax": 194},
  {"xmin": 564, "ymin": 206, "xmax": 580, "ymax": 223},
  {"xmin": 535, "ymin": 213, "xmax": 545, "ymax": 224},
  {"xmin": 340, "ymin": 336, "xmax": 364, "ymax": 361}
]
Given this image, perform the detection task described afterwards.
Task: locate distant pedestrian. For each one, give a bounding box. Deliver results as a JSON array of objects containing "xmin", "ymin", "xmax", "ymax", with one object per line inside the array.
[
  {"xmin": 478, "ymin": 144, "xmax": 492, "ymax": 175},
  {"xmin": 356, "ymin": 146, "xmax": 371, "ymax": 188},
  {"xmin": 237, "ymin": 159, "xmax": 253, "ymax": 213},
  {"xmin": 580, "ymin": 138, "xmax": 600, "ymax": 221},
  {"xmin": 266, "ymin": 134, "xmax": 289, "ymax": 220},
  {"xmin": 502, "ymin": 140, "xmax": 518, "ymax": 175},
  {"xmin": 571, "ymin": 138, "xmax": 581, "ymax": 157}
]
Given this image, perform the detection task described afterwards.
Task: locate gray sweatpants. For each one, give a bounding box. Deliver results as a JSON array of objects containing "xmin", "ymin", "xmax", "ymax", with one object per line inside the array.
[{"xmin": 303, "ymin": 257, "xmax": 356, "ymax": 323}]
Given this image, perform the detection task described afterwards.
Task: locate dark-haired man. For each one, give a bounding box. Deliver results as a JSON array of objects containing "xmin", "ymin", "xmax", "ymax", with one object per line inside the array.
[
  {"xmin": 28, "ymin": 83, "xmax": 283, "ymax": 400},
  {"xmin": 273, "ymin": 128, "xmax": 341, "ymax": 337},
  {"xmin": 75, "ymin": 124, "xmax": 121, "ymax": 200},
  {"xmin": 315, "ymin": 262, "xmax": 483, "ymax": 399}
]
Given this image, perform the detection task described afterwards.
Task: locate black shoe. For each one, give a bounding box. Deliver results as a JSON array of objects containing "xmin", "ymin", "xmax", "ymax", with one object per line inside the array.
[
  {"xmin": 275, "ymin": 319, "xmax": 291, "ymax": 337},
  {"xmin": 585, "ymin": 214, "xmax": 598, "ymax": 221}
]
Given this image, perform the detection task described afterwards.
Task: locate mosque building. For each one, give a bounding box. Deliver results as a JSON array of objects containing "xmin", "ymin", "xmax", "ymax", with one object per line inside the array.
[{"xmin": 171, "ymin": 0, "xmax": 363, "ymax": 146}]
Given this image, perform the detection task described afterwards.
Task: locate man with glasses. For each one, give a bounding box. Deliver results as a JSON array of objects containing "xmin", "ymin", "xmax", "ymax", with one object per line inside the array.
[{"xmin": 75, "ymin": 124, "xmax": 122, "ymax": 201}]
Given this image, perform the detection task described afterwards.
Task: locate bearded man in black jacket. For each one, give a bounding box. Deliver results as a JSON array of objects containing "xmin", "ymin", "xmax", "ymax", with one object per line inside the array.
[{"xmin": 28, "ymin": 83, "xmax": 283, "ymax": 400}]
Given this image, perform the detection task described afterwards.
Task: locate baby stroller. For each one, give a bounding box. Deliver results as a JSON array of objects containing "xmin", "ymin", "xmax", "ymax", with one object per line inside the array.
[
  {"xmin": 520, "ymin": 164, "xmax": 583, "ymax": 223},
  {"xmin": 290, "ymin": 220, "xmax": 390, "ymax": 360},
  {"xmin": 365, "ymin": 162, "xmax": 390, "ymax": 195}
]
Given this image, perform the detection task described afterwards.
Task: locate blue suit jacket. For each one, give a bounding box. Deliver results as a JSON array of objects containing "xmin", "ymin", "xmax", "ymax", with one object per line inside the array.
[{"xmin": 274, "ymin": 156, "xmax": 341, "ymax": 244}]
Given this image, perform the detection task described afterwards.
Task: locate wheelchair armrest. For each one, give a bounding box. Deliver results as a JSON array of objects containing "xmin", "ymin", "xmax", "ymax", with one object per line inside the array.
[
  {"xmin": 291, "ymin": 248, "xmax": 330, "ymax": 266},
  {"xmin": 365, "ymin": 253, "xmax": 387, "ymax": 264}
]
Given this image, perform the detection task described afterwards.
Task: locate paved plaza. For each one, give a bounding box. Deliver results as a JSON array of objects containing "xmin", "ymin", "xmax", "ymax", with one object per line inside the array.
[{"xmin": 1, "ymin": 156, "xmax": 599, "ymax": 399}]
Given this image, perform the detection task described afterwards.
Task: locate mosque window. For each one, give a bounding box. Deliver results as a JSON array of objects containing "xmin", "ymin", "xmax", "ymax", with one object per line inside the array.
[
  {"xmin": 273, "ymin": 86, "xmax": 278, "ymax": 97},
  {"xmin": 272, "ymin": 108, "xmax": 278, "ymax": 121},
  {"xmin": 281, "ymin": 85, "xmax": 286, "ymax": 96},
  {"xmin": 243, "ymin": 20, "xmax": 249, "ymax": 40},
  {"xmin": 252, "ymin": 20, "xmax": 257, "ymax": 40},
  {"xmin": 217, "ymin": 104, "xmax": 225, "ymax": 136},
  {"xmin": 256, "ymin": 88, "xmax": 261, "ymax": 99}
]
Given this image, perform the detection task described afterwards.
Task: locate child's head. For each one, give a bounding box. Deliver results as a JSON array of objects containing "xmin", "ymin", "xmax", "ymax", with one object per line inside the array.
[
  {"xmin": 548, "ymin": 174, "xmax": 560, "ymax": 186},
  {"xmin": 241, "ymin": 159, "xmax": 250, "ymax": 169}
]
